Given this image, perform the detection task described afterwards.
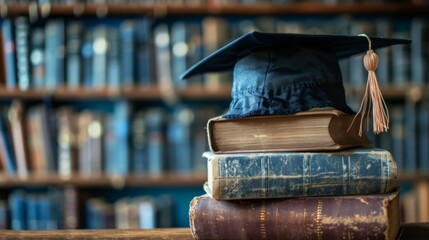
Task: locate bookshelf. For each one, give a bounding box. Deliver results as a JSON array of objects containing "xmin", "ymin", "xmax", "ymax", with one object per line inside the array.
[
  {"xmin": 0, "ymin": 85, "xmax": 231, "ymax": 100},
  {"xmin": 0, "ymin": 172, "xmax": 206, "ymax": 188},
  {"xmin": 0, "ymin": 0, "xmax": 429, "ymax": 231}
]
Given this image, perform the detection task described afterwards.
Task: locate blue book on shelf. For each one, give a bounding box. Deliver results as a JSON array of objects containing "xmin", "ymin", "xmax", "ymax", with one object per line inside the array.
[
  {"xmin": 113, "ymin": 101, "xmax": 131, "ymax": 176},
  {"xmin": 92, "ymin": 25, "xmax": 108, "ymax": 88},
  {"xmin": 45, "ymin": 19, "xmax": 65, "ymax": 89},
  {"xmin": 185, "ymin": 22, "xmax": 204, "ymax": 85},
  {"xmin": 14, "ymin": 17, "xmax": 31, "ymax": 90},
  {"xmin": 81, "ymin": 30, "xmax": 94, "ymax": 88},
  {"xmin": 30, "ymin": 27, "xmax": 45, "ymax": 89},
  {"xmin": 391, "ymin": 20, "xmax": 411, "ymax": 87},
  {"xmin": 0, "ymin": 200, "xmax": 7, "ymax": 229},
  {"xmin": 66, "ymin": 21, "xmax": 83, "ymax": 88},
  {"xmin": 26, "ymin": 194, "xmax": 39, "ymax": 230},
  {"xmin": 131, "ymin": 110, "xmax": 148, "ymax": 173},
  {"xmin": 411, "ymin": 18, "xmax": 425, "ymax": 85},
  {"xmin": 9, "ymin": 190, "xmax": 26, "ymax": 230},
  {"xmin": 136, "ymin": 17, "xmax": 153, "ymax": 86},
  {"xmin": 38, "ymin": 194, "xmax": 51, "ymax": 230},
  {"xmin": 0, "ymin": 111, "xmax": 17, "ymax": 175},
  {"xmin": 171, "ymin": 21, "xmax": 188, "ymax": 89},
  {"xmin": 204, "ymin": 148, "xmax": 397, "ymax": 200},
  {"xmin": 146, "ymin": 108, "xmax": 165, "ymax": 174},
  {"xmin": 167, "ymin": 106, "xmax": 193, "ymax": 173},
  {"xmin": 2, "ymin": 19, "xmax": 17, "ymax": 89},
  {"xmin": 120, "ymin": 20, "xmax": 136, "ymax": 87},
  {"xmin": 104, "ymin": 113, "xmax": 116, "ymax": 176},
  {"xmin": 391, "ymin": 105, "xmax": 405, "ymax": 173},
  {"xmin": 46, "ymin": 187, "xmax": 61, "ymax": 230},
  {"xmin": 419, "ymin": 101, "xmax": 429, "ymax": 172},
  {"xmin": 404, "ymin": 100, "xmax": 417, "ymax": 172},
  {"xmin": 107, "ymin": 27, "xmax": 120, "ymax": 88}
]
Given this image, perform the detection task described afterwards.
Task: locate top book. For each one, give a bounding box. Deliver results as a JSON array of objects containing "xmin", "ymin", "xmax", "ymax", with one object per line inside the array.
[{"xmin": 207, "ymin": 109, "xmax": 370, "ymax": 153}]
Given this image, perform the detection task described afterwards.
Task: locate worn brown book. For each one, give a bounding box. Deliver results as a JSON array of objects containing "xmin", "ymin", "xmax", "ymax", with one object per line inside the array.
[
  {"xmin": 189, "ymin": 188, "xmax": 400, "ymax": 240},
  {"xmin": 207, "ymin": 109, "xmax": 370, "ymax": 153}
]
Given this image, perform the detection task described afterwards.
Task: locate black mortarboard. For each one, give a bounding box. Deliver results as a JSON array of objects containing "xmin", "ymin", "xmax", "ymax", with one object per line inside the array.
[{"xmin": 181, "ymin": 32, "xmax": 411, "ymax": 134}]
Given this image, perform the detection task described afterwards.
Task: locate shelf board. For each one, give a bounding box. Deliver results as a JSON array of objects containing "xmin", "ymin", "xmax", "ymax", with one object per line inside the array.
[
  {"xmin": 398, "ymin": 172, "xmax": 429, "ymax": 182},
  {"xmin": 0, "ymin": 85, "xmax": 231, "ymax": 101},
  {"xmin": 4, "ymin": 85, "xmax": 427, "ymax": 101},
  {"xmin": 0, "ymin": 172, "xmax": 206, "ymax": 188},
  {"xmin": 2, "ymin": 3, "xmax": 429, "ymax": 17},
  {"xmin": 1, "ymin": 171, "xmax": 428, "ymax": 187}
]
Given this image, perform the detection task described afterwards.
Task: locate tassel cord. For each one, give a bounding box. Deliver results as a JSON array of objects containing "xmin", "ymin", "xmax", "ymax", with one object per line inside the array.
[{"xmin": 349, "ymin": 47, "xmax": 389, "ymax": 136}]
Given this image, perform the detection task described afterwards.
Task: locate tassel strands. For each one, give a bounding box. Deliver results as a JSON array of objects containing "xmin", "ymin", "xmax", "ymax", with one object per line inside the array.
[{"xmin": 350, "ymin": 34, "xmax": 389, "ymax": 136}]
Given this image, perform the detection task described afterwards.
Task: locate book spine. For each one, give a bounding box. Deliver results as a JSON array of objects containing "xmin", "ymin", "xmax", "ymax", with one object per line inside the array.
[
  {"xmin": 30, "ymin": 27, "xmax": 45, "ymax": 89},
  {"xmin": 410, "ymin": 18, "xmax": 425, "ymax": 85},
  {"xmin": 56, "ymin": 107, "xmax": 77, "ymax": 177},
  {"xmin": 120, "ymin": 20, "xmax": 136, "ymax": 87},
  {"xmin": 0, "ymin": 110, "xmax": 17, "ymax": 175},
  {"xmin": 9, "ymin": 190, "xmax": 26, "ymax": 230},
  {"xmin": 66, "ymin": 22, "xmax": 83, "ymax": 88},
  {"xmin": 404, "ymin": 99, "xmax": 417, "ymax": 172},
  {"xmin": 8, "ymin": 101, "xmax": 29, "ymax": 178},
  {"xmin": 107, "ymin": 27, "xmax": 120, "ymax": 88},
  {"xmin": 63, "ymin": 186, "xmax": 78, "ymax": 229},
  {"xmin": 418, "ymin": 101, "xmax": 429, "ymax": 172},
  {"xmin": 206, "ymin": 149, "xmax": 397, "ymax": 200},
  {"xmin": 45, "ymin": 20, "xmax": 65, "ymax": 89},
  {"xmin": 136, "ymin": 17, "xmax": 153, "ymax": 86},
  {"xmin": 2, "ymin": 19, "xmax": 17, "ymax": 89},
  {"xmin": 189, "ymin": 190, "xmax": 400, "ymax": 240},
  {"xmin": 391, "ymin": 20, "xmax": 411, "ymax": 87},
  {"xmin": 14, "ymin": 17, "xmax": 31, "ymax": 90},
  {"xmin": 146, "ymin": 108, "xmax": 165, "ymax": 174},
  {"xmin": 92, "ymin": 25, "xmax": 108, "ymax": 88},
  {"xmin": 113, "ymin": 101, "xmax": 130, "ymax": 176},
  {"xmin": 171, "ymin": 21, "xmax": 188, "ymax": 89},
  {"xmin": 81, "ymin": 30, "xmax": 94, "ymax": 88},
  {"xmin": 167, "ymin": 106, "xmax": 193, "ymax": 173},
  {"xmin": 130, "ymin": 111, "xmax": 147, "ymax": 173}
]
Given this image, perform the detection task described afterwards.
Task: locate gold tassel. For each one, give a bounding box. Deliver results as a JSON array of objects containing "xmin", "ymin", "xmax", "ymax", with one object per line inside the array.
[{"xmin": 350, "ymin": 34, "xmax": 389, "ymax": 136}]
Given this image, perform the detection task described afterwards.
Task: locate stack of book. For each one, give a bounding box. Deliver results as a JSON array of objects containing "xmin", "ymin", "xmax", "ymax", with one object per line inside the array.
[{"xmin": 189, "ymin": 109, "xmax": 400, "ymax": 239}]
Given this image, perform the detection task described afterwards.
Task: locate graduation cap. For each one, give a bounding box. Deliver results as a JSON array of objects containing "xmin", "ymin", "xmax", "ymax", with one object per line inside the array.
[{"xmin": 181, "ymin": 32, "xmax": 411, "ymax": 135}]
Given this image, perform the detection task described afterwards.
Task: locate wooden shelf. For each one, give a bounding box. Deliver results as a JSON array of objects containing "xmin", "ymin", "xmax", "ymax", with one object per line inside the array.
[
  {"xmin": 4, "ymin": 171, "xmax": 428, "ymax": 187},
  {"xmin": 0, "ymin": 228, "xmax": 192, "ymax": 240},
  {"xmin": 2, "ymin": 3, "xmax": 429, "ymax": 17},
  {"xmin": 398, "ymin": 172, "xmax": 429, "ymax": 182},
  {"xmin": 0, "ymin": 172, "xmax": 206, "ymax": 188},
  {"xmin": 0, "ymin": 85, "xmax": 231, "ymax": 101},
  {"xmin": 3, "ymin": 85, "xmax": 429, "ymax": 101}
]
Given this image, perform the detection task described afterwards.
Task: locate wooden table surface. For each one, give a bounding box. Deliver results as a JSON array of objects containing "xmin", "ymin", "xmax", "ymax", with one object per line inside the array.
[{"xmin": 0, "ymin": 228, "xmax": 193, "ymax": 240}]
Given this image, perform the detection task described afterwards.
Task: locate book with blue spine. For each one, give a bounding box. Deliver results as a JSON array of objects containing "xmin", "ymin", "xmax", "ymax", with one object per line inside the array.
[
  {"xmin": 167, "ymin": 106, "xmax": 193, "ymax": 173},
  {"xmin": 130, "ymin": 110, "xmax": 148, "ymax": 174},
  {"xmin": 30, "ymin": 27, "xmax": 45, "ymax": 89},
  {"xmin": 66, "ymin": 21, "xmax": 83, "ymax": 88},
  {"xmin": 112, "ymin": 100, "xmax": 131, "ymax": 176},
  {"xmin": 120, "ymin": 20, "xmax": 136, "ymax": 88},
  {"xmin": 2, "ymin": 19, "xmax": 16, "ymax": 89},
  {"xmin": 14, "ymin": 17, "xmax": 31, "ymax": 90},
  {"xmin": 204, "ymin": 147, "xmax": 397, "ymax": 200},
  {"xmin": 0, "ymin": 110, "xmax": 17, "ymax": 175},
  {"xmin": 45, "ymin": 19, "xmax": 65, "ymax": 89},
  {"xmin": 136, "ymin": 17, "xmax": 153, "ymax": 87},
  {"xmin": 9, "ymin": 190, "xmax": 26, "ymax": 230}
]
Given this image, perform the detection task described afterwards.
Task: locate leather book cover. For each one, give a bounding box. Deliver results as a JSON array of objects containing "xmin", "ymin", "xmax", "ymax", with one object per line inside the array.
[
  {"xmin": 190, "ymin": 188, "xmax": 400, "ymax": 240},
  {"xmin": 204, "ymin": 148, "xmax": 397, "ymax": 200}
]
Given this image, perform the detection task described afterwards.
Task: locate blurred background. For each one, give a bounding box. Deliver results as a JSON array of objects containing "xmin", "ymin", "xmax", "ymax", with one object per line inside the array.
[{"xmin": 0, "ymin": 0, "xmax": 428, "ymax": 230}]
